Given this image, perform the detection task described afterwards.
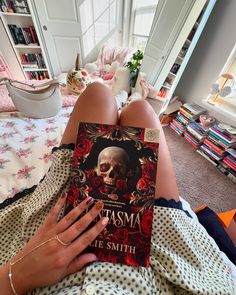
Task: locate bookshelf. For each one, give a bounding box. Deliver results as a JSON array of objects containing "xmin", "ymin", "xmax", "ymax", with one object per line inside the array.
[
  {"xmin": 155, "ymin": 0, "xmax": 217, "ymax": 118},
  {"xmin": 0, "ymin": 0, "xmax": 52, "ymax": 80},
  {"xmin": 156, "ymin": 7, "xmax": 209, "ymax": 102}
]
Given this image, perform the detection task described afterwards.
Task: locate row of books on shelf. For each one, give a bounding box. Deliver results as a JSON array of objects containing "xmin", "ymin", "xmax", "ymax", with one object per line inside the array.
[
  {"xmin": 169, "ymin": 103, "xmax": 236, "ymax": 183},
  {"xmin": 19, "ymin": 52, "xmax": 46, "ymax": 69},
  {"xmin": 8, "ymin": 24, "xmax": 39, "ymax": 46},
  {"xmin": 0, "ymin": 0, "xmax": 29, "ymax": 14},
  {"xmin": 25, "ymin": 70, "xmax": 49, "ymax": 80}
]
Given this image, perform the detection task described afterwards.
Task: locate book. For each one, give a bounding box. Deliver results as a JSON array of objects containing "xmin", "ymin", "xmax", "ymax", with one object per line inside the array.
[
  {"xmin": 227, "ymin": 147, "xmax": 236, "ymax": 158},
  {"xmin": 203, "ymin": 138, "xmax": 225, "ymax": 155},
  {"xmin": 183, "ymin": 132, "xmax": 199, "ymax": 149},
  {"xmin": 183, "ymin": 103, "xmax": 206, "ymax": 116},
  {"xmin": 201, "ymin": 144, "xmax": 223, "ymax": 161},
  {"xmin": 169, "ymin": 122, "xmax": 183, "ymax": 135},
  {"xmin": 186, "ymin": 125, "xmax": 204, "ymax": 141},
  {"xmin": 65, "ymin": 122, "xmax": 159, "ymax": 267},
  {"xmin": 8, "ymin": 25, "xmax": 18, "ymax": 44},
  {"xmin": 217, "ymin": 163, "xmax": 236, "ymax": 183},
  {"xmin": 180, "ymin": 103, "xmax": 206, "ymax": 119},
  {"xmin": 196, "ymin": 149, "xmax": 219, "ymax": 166}
]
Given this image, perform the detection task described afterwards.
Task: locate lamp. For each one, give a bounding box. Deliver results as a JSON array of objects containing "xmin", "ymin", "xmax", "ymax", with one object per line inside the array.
[{"xmin": 210, "ymin": 73, "xmax": 235, "ymax": 103}]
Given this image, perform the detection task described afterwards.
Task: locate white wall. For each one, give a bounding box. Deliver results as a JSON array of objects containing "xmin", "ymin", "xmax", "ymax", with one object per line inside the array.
[
  {"xmin": 175, "ymin": 0, "xmax": 236, "ymax": 125},
  {"xmin": 0, "ymin": 19, "xmax": 24, "ymax": 80}
]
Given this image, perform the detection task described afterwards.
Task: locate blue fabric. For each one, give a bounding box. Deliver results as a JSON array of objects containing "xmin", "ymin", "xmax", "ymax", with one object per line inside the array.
[
  {"xmin": 196, "ymin": 207, "xmax": 236, "ymax": 265},
  {"xmin": 154, "ymin": 198, "xmax": 192, "ymax": 218}
]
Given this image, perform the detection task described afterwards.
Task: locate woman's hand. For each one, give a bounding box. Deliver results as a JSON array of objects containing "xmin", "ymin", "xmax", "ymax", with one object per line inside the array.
[{"xmin": 2, "ymin": 195, "xmax": 108, "ymax": 295}]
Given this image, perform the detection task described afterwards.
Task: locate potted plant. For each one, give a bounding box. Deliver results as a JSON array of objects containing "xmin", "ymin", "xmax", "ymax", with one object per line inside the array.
[{"xmin": 125, "ymin": 50, "xmax": 144, "ymax": 88}]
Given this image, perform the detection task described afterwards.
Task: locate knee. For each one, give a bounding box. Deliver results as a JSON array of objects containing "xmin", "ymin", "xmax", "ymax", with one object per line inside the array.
[
  {"xmin": 124, "ymin": 99, "xmax": 155, "ymax": 116},
  {"xmin": 86, "ymin": 81, "xmax": 111, "ymax": 95},
  {"xmin": 79, "ymin": 81, "xmax": 113, "ymax": 103}
]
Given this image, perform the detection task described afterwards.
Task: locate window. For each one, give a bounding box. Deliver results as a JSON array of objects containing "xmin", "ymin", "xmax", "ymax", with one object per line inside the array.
[
  {"xmin": 129, "ymin": 0, "xmax": 158, "ymax": 51},
  {"xmin": 205, "ymin": 44, "xmax": 236, "ymax": 120},
  {"xmin": 79, "ymin": 0, "xmax": 122, "ymax": 59}
]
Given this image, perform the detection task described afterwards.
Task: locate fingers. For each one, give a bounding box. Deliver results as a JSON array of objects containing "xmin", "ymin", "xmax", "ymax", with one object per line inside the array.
[
  {"xmin": 67, "ymin": 216, "xmax": 109, "ymax": 261},
  {"xmin": 59, "ymin": 200, "xmax": 104, "ymax": 244},
  {"xmin": 66, "ymin": 253, "xmax": 97, "ymax": 275},
  {"xmin": 55, "ymin": 197, "xmax": 94, "ymax": 233}
]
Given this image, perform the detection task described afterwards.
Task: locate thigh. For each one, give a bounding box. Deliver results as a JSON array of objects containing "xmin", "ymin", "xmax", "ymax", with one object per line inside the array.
[
  {"xmin": 119, "ymin": 99, "xmax": 179, "ymax": 201},
  {"xmin": 61, "ymin": 82, "xmax": 119, "ymax": 145}
]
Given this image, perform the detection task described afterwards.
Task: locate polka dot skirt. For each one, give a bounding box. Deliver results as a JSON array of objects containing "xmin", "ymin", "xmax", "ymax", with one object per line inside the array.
[{"xmin": 0, "ymin": 149, "xmax": 235, "ymax": 295}]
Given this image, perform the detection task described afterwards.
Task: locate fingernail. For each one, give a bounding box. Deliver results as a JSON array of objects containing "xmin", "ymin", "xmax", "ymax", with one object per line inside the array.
[
  {"xmin": 101, "ymin": 217, "xmax": 109, "ymax": 225},
  {"xmin": 86, "ymin": 196, "xmax": 94, "ymax": 206},
  {"xmin": 61, "ymin": 193, "xmax": 67, "ymax": 199},
  {"xmin": 95, "ymin": 200, "xmax": 104, "ymax": 210}
]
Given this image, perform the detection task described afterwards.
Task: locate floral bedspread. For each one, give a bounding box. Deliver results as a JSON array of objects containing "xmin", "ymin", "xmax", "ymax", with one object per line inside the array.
[{"xmin": 0, "ymin": 107, "xmax": 73, "ymax": 203}]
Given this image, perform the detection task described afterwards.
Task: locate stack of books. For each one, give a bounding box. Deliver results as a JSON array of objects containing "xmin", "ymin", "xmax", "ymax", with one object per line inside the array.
[
  {"xmin": 198, "ymin": 124, "xmax": 236, "ymax": 165},
  {"xmin": 218, "ymin": 147, "xmax": 236, "ymax": 183},
  {"xmin": 19, "ymin": 53, "xmax": 46, "ymax": 69},
  {"xmin": 224, "ymin": 147, "xmax": 236, "ymax": 170},
  {"xmin": 184, "ymin": 119, "xmax": 209, "ymax": 149},
  {"xmin": 170, "ymin": 103, "xmax": 206, "ymax": 139},
  {"xmin": 8, "ymin": 24, "xmax": 39, "ymax": 46},
  {"xmin": 0, "ymin": 0, "xmax": 30, "ymax": 14},
  {"xmin": 179, "ymin": 103, "xmax": 207, "ymax": 120},
  {"xmin": 169, "ymin": 113, "xmax": 189, "ymax": 135}
]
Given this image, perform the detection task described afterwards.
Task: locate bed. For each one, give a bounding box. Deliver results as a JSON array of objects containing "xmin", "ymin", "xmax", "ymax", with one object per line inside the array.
[{"xmin": 0, "ymin": 79, "xmax": 235, "ymax": 286}]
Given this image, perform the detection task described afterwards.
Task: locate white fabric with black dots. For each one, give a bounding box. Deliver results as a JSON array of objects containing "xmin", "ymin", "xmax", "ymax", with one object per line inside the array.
[{"xmin": 0, "ymin": 149, "xmax": 235, "ymax": 295}]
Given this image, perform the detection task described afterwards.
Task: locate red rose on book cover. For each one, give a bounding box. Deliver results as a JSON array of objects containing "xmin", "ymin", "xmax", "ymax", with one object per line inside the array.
[
  {"xmin": 141, "ymin": 210, "xmax": 153, "ymax": 236},
  {"xmin": 142, "ymin": 162, "xmax": 156, "ymax": 180}
]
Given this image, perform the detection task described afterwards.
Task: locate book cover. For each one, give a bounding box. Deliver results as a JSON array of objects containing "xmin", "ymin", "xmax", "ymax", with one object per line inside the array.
[
  {"xmin": 65, "ymin": 123, "xmax": 159, "ymax": 267},
  {"xmin": 186, "ymin": 125, "xmax": 204, "ymax": 142},
  {"xmin": 183, "ymin": 103, "xmax": 206, "ymax": 116}
]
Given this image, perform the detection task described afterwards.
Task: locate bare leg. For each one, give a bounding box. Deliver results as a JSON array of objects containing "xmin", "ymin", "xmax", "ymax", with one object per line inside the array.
[
  {"xmin": 119, "ymin": 99, "xmax": 179, "ymax": 201},
  {"xmin": 61, "ymin": 82, "xmax": 118, "ymax": 145}
]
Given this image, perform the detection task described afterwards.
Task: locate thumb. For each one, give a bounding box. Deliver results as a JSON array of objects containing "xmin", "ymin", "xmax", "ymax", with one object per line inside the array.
[{"xmin": 66, "ymin": 253, "xmax": 97, "ymax": 275}]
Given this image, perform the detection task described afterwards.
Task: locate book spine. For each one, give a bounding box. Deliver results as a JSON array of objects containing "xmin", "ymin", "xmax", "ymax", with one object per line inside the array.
[
  {"xmin": 217, "ymin": 165, "xmax": 236, "ymax": 183},
  {"xmin": 201, "ymin": 144, "xmax": 222, "ymax": 161},
  {"xmin": 169, "ymin": 123, "xmax": 183, "ymax": 136},
  {"xmin": 227, "ymin": 155, "xmax": 236, "ymax": 166},
  {"xmin": 204, "ymin": 138, "xmax": 225, "ymax": 155},
  {"xmin": 226, "ymin": 148, "xmax": 236, "ymax": 158},
  {"xmin": 179, "ymin": 107, "xmax": 193, "ymax": 119},
  {"xmin": 172, "ymin": 119, "xmax": 185, "ymax": 131},
  {"xmin": 184, "ymin": 130, "xmax": 199, "ymax": 145},
  {"xmin": 210, "ymin": 127, "xmax": 234, "ymax": 144},
  {"xmin": 183, "ymin": 134, "xmax": 198, "ymax": 149},
  {"xmin": 28, "ymin": 26, "xmax": 37, "ymax": 44},
  {"xmin": 223, "ymin": 158, "xmax": 236, "ymax": 172},
  {"xmin": 8, "ymin": 24, "xmax": 18, "ymax": 44},
  {"xmin": 196, "ymin": 149, "xmax": 218, "ymax": 166},
  {"xmin": 211, "ymin": 127, "xmax": 234, "ymax": 143},
  {"xmin": 208, "ymin": 131, "xmax": 230, "ymax": 148},
  {"xmin": 177, "ymin": 114, "xmax": 189, "ymax": 125},
  {"xmin": 203, "ymin": 142, "xmax": 224, "ymax": 157},
  {"xmin": 186, "ymin": 125, "xmax": 204, "ymax": 141},
  {"xmin": 213, "ymin": 125, "xmax": 236, "ymax": 141},
  {"xmin": 21, "ymin": 28, "xmax": 29, "ymax": 44},
  {"xmin": 16, "ymin": 27, "xmax": 27, "ymax": 44}
]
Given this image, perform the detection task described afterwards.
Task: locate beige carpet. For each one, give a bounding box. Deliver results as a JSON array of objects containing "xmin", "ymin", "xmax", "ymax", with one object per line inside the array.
[{"xmin": 164, "ymin": 126, "xmax": 236, "ymax": 213}]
